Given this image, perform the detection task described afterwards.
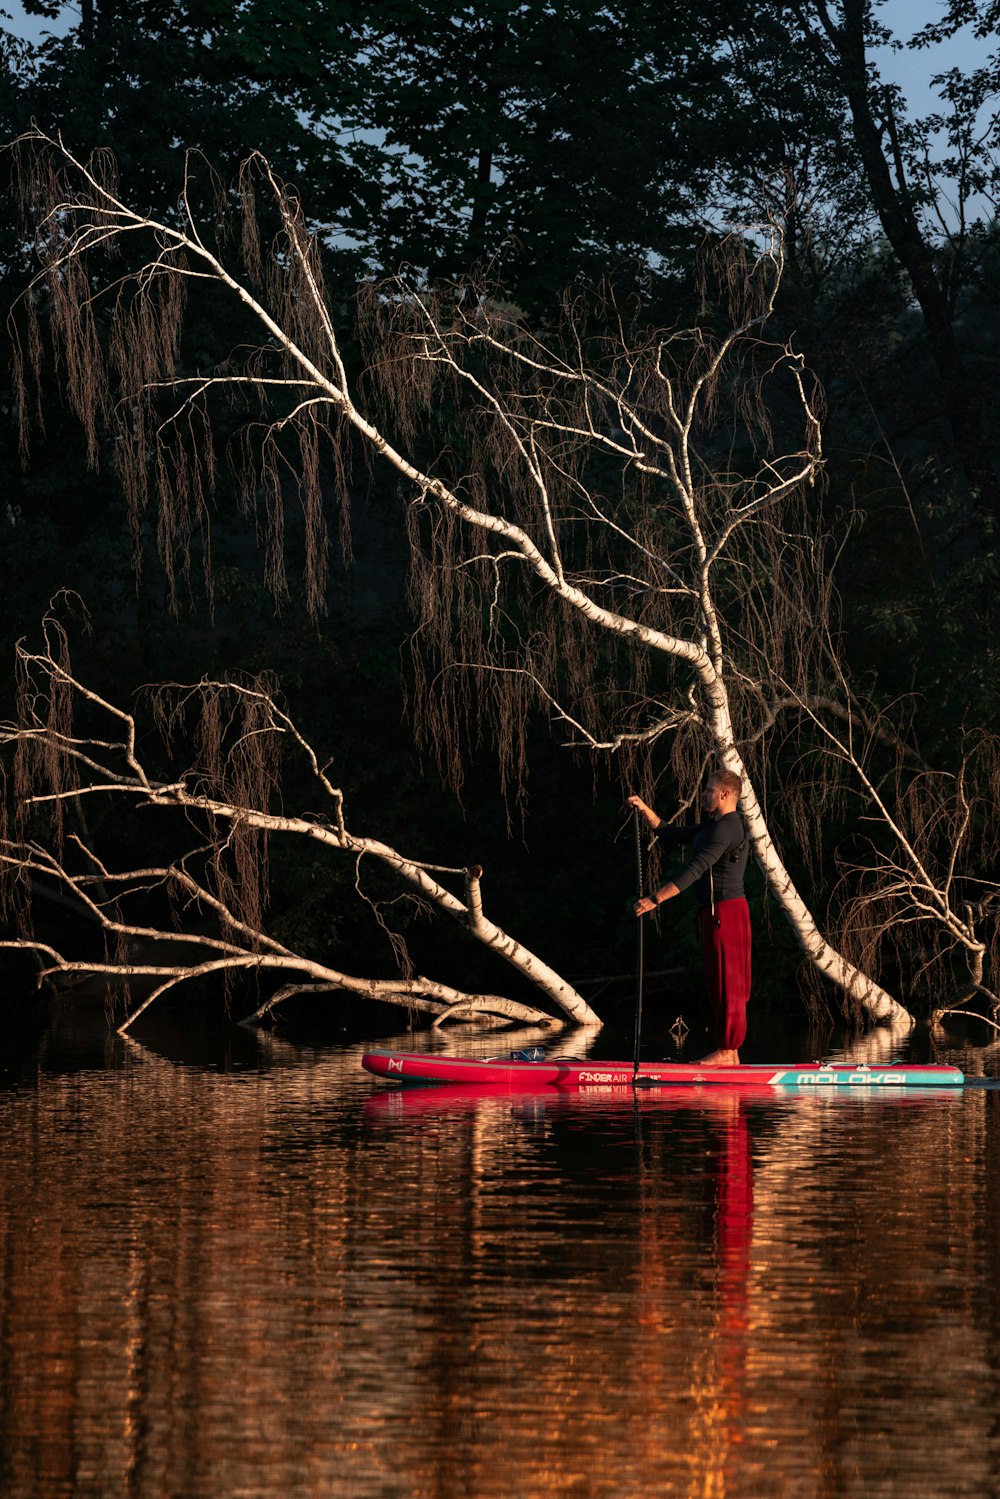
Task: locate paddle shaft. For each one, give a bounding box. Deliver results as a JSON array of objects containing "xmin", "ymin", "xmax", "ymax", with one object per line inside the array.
[{"xmin": 632, "ymin": 807, "xmax": 645, "ymax": 1077}]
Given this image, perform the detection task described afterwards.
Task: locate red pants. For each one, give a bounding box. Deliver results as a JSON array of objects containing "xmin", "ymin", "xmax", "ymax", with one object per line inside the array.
[{"xmin": 697, "ymin": 898, "xmax": 751, "ymax": 1050}]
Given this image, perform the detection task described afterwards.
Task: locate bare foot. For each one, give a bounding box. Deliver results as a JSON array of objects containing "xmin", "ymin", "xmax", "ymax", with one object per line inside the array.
[{"xmin": 696, "ymin": 1048, "xmax": 740, "ymax": 1067}]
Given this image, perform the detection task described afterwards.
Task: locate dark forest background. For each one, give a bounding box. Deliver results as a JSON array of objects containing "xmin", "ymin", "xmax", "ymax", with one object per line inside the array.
[{"xmin": 0, "ymin": 0, "xmax": 997, "ymax": 1038}]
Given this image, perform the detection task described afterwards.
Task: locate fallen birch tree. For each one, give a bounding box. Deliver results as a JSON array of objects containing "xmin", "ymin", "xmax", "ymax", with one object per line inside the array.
[
  {"xmin": 0, "ymin": 612, "xmax": 598, "ymax": 1033},
  {"xmin": 5, "ymin": 130, "xmax": 930, "ymax": 1025}
]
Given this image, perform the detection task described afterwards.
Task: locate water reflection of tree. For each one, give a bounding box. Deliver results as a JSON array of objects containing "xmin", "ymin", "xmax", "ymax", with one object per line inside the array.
[{"xmin": 0, "ymin": 1048, "xmax": 995, "ymax": 1495}]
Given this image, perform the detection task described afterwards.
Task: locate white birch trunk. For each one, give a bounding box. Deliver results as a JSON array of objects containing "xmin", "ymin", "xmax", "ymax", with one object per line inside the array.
[
  {"xmin": 140, "ymin": 790, "xmax": 603, "ymax": 1029},
  {"xmin": 341, "ymin": 414, "xmax": 913, "ymax": 1027},
  {"xmin": 699, "ymin": 684, "xmax": 912, "ymax": 1026}
]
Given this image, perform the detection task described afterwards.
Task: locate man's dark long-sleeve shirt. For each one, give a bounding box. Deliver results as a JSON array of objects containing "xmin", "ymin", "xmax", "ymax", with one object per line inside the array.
[{"xmin": 659, "ymin": 810, "xmax": 748, "ymax": 909}]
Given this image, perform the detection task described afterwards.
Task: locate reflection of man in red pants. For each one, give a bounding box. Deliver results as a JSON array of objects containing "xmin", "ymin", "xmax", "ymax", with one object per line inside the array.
[{"xmin": 630, "ymin": 771, "xmax": 751, "ymax": 1066}]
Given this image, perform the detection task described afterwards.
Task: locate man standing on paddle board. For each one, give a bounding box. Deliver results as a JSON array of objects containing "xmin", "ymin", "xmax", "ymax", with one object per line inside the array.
[{"xmin": 629, "ymin": 771, "xmax": 751, "ymax": 1066}]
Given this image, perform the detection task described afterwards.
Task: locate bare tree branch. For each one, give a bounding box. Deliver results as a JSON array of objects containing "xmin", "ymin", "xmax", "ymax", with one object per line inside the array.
[{"xmin": 0, "ymin": 619, "xmax": 599, "ymax": 1031}]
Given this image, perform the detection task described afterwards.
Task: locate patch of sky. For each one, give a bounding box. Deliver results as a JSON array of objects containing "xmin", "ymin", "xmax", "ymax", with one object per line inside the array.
[
  {"xmin": 875, "ymin": 0, "xmax": 988, "ymax": 115},
  {"xmin": 878, "ymin": 0, "xmax": 999, "ymax": 226},
  {"xmin": 4, "ymin": 0, "xmax": 72, "ymax": 40}
]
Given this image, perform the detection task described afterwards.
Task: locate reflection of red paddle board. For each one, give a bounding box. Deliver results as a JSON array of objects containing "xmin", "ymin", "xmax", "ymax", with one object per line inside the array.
[
  {"xmin": 362, "ymin": 1050, "xmax": 964, "ymax": 1090},
  {"xmin": 362, "ymin": 1081, "xmax": 962, "ymax": 1121},
  {"xmin": 363, "ymin": 1080, "xmax": 779, "ymax": 1118}
]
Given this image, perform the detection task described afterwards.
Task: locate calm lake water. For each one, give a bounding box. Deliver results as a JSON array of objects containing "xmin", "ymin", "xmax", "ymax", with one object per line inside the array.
[{"xmin": 1, "ymin": 1011, "xmax": 999, "ymax": 1498}]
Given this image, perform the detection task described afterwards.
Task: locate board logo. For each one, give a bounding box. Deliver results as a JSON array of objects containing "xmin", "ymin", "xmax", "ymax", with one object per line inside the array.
[{"xmin": 793, "ymin": 1071, "xmax": 904, "ymax": 1086}]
